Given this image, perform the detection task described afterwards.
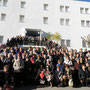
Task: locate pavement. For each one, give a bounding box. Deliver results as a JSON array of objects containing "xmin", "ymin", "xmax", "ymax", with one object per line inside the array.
[{"xmin": 15, "ymin": 85, "xmax": 90, "ymax": 90}]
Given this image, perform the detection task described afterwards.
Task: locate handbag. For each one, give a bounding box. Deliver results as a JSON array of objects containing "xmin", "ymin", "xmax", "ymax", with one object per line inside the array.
[
  {"xmin": 40, "ymin": 72, "xmax": 44, "ymax": 79},
  {"xmin": 68, "ymin": 79, "xmax": 73, "ymax": 87}
]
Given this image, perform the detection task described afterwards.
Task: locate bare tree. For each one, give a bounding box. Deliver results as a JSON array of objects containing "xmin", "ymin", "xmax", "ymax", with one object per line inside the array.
[{"xmin": 81, "ymin": 34, "xmax": 90, "ymax": 48}]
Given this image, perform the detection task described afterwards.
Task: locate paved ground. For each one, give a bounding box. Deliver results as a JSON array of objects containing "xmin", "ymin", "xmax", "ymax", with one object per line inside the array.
[{"xmin": 15, "ymin": 85, "xmax": 90, "ymax": 90}]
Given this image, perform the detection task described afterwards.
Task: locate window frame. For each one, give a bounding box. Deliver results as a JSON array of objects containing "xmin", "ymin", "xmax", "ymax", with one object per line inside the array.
[
  {"xmin": 65, "ymin": 6, "xmax": 69, "ymax": 12},
  {"xmin": 44, "ymin": 4, "xmax": 48, "ymax": 11},
  {"xmin": 60, "ymin": 18, "xmax": 64, "ymax": 25},
  {"xmin": 60, "ymin": 5, "xmax": 64, "ymax": 12},
  {"xmin": 66, "ymin": 19, "xmax": 70, "ymax": 26},
  {"xmin": 81, "ymin": 20, "xmax": 85, "ymax": 27},
  {"xmin": 61, "ymin": 39, "xmax": 65, "ymax": 46},
  {"xmin": 21, "ymin": 1, "xmax": 26, "ymax": 8},
  {"xmin": 19, "ymin": 15, "xmax": 25, "ymax": 22},
  {"xmin": 82, "ymin": 40, "xmax": 86, "ymax": 48},
  {"xmin": 80, "ymin": 7, "xmax": 84, "ymax": 14},
  {"xmin": 43, "ymin": 17, "xmax": 48, "ymax": 24},
  {"xmin": 66, "ymin": 39, "xmax": 71, "ymax": 47},
  {"xmin": 3, "ymin": 0, "xmax": 8, "ymax": 7},
  {"xmin": 1, "ymin": 13, "xmax": 6, "ymax": 21},
  {"xmin": 0, "ymin": 36, "xmax": 3, "ymax": 44}
]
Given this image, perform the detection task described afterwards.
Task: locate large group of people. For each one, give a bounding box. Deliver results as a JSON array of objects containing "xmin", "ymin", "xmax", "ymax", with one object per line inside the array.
[
  {"xmin": 6, "ymin": 35, "xmax": 49, "ymax": 47},
  {"xmin": 0, "ymin": 36, "xmax": 90, "ymax": 90}
]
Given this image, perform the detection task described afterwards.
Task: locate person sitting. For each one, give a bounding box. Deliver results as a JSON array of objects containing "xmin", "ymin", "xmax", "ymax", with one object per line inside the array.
[
  {"xmin": 54, "ymin": 65, "xmax": 63, "ymax": 87},
  {"xmin": 35, "ymin": 65, "xmax": 46, "ymax": 85},
  {"xmin": 63, "ymin": 65, "xmax": 70, "ymax": 86},
  {"xmin": 44, "ymin": 66, "xmax": 54, "ymax": 87}
]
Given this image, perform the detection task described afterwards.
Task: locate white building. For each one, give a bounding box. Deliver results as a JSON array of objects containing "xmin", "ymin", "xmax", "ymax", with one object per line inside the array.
[{"xmin": 0, "ymin": 0, "xmax": 90, "ymax": 50}]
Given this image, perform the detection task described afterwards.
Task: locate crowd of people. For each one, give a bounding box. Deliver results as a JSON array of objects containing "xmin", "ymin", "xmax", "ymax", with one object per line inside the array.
[
  {"xmin": 0, "ymin": 36, "xmax": 90, "ymax": 90},
  {"xmin": 6, "ymin": 36, "xmax": 49, "ymax": 47}
]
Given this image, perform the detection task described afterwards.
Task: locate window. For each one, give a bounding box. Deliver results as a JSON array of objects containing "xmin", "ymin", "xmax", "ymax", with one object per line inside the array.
[
  {"xmin": 66, "ymin": 40, "xmax": 71, "ymax": 47},
  {"xmin": 80, "ymin": 7, "xmax": 84, "ymax": 14},
  {"xmin": 44, "ymin": 4, "xmax": 48, "ymax": 11},
  {"xmin": 60, "ymin": 18, "xmax": 70, "ymax": 26},
  {"xmin": 21, "ymin": 1, "xmax": 26, "ymax": 8},
  {"xmin": 60, "ymin": 18, "xmax": 64, "ymax": 25},
  {"xmin": 86, "ymin": 21, "xmax": 90, "ymax": 27},
  {"xmin": 1, "ymin": 13, "xmax": 6, "ymax": 21},
  {"xmin": 0, "ymin": 0, "xmax": 2, "ymax": 6},
  {"xmin": 82, "ymin": 40, "xmax": 86, "ymax": 47},
  {"xmin": 43, "ymin": 17, "xmax": 48, "ymax": 24},
  {"xmin": 85, "ymin": 8, "xmax": 89, "ymax": 14},
  {"xmin": 81, "ymin": 20, "xmax": 85, "ymax": 27},
  {"xmin": 0, "ymin": 36, "xmax": 3, "ymax": 43},
  {"xmin": 66, "ymin": 19, "xmax": 70, "ymax": 26},
  {"xmin": 80, "ymin": 7, "xmax": 89, "ymax": 14},
  {"xmin": 65, "ymin": 6, "xmax": 69, "ymax": 12},
  {"xmin": 61, "ymin": 39, "xmax": 65, "ymax": 46},
  {"xmin": 19, "ymin": 15, "xmax": 25, "ymax": 22},
  {"xmin": 3, "ymin": 0, "xmax": 8, "ymax": 7},
  {"xmin": 60, "ymin": 5, "xmax": 64, "ymax": 12}
]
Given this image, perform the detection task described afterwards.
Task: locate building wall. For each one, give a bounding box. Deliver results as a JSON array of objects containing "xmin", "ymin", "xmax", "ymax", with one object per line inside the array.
[{"xmin": 0, "ymin": 0, "xmax": 90, "ymax": 50}]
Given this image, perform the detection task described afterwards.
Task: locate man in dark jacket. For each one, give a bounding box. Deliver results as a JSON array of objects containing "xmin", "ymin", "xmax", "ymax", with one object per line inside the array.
[
  {"xmin": 3, "ymin": 65, "xmax": 14, "ymax": 90},
  {"xmin": 78, "ymin": 64, "xmax": 88, "ymax": 86}
]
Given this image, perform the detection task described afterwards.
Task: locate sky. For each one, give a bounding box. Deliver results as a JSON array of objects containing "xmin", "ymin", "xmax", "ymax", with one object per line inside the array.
[{"xmin": 76, "ymin": 0, "xmax": 90, "ymax": 2}]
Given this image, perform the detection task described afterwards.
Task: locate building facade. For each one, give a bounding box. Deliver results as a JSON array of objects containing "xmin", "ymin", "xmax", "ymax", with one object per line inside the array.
[{"xmin": 0, "ymin": 0, "xmax": 90, "ymax": 50}]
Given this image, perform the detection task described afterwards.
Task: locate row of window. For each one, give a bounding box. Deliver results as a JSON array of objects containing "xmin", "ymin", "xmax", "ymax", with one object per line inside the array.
[
  {"xmin": 44, "ymin": 4, "xmax": 90, "ymax": 15},
  {"xmin": 0, "ymin": 13, "xmax": 25, "ymax": 22},
  {"xmin": 0, "ymin": 1, "xmax": 89, "ymax": 14},
  {"xmin": 81, "ymin": 20, "xmax": 90, "ymax": 27},
  {"xmin": 43, "ymin": 17, "xmax": 70, "ymax": 26},
  {"xmin": 61, "ymin": 39, "xmax": 87, "ymax": 48},
  {"xmin": 1, "ymin": 14, "xmax": 90, "ymax": 27},
  {"xmin": 61, "ymin": 39, "xmax": 71, "ymax": 47},
  {"xmin": 44, "ymin": 4, "xmax": 69, "ymax": 12},
  {"xmin": 0, "ymin": 0, "xmax": 26, "ymax": 8},
  {"xmin": 43, "ymin": 17, "xmax": 90, "ymax": 27}
]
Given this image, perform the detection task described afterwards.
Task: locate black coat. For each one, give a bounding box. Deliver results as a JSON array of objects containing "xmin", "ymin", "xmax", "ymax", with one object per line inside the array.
[
  {"xmin": 78, "ymin": 69, "xmax": 88, "ymax": 81},
  {"xmin": 3, "ymin": 72, "xmax": 14, "ymax": 86}
]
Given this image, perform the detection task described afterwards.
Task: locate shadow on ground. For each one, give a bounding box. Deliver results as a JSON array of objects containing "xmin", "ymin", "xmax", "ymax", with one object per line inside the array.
[{"xmin": 15, "ymin": 85, "xmax": 50, "ymax": 90}]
